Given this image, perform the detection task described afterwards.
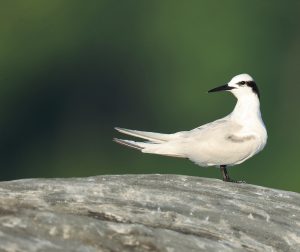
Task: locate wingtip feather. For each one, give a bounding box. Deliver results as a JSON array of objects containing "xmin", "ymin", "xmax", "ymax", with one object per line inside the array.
[{"xmin": 114, "ymin": 127, "xmax": 128, "ymax": 133}]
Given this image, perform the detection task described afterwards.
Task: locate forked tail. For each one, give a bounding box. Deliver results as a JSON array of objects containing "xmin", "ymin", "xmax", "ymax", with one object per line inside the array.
[{"xmin": 114, "ymin": 128, "xmax": 185, "ymax": 158}]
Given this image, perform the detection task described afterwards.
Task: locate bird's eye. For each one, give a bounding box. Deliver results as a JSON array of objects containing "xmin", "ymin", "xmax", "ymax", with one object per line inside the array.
[{"xmin": 239, "ymin": 81, "xmax": 246, "ymax": 85}]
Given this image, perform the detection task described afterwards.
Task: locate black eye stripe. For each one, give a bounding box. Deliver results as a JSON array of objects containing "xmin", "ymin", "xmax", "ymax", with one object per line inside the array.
[
  {"xmin": 247, "ymin": 81, "xmax": 260, "ymax": 99},
  {"xmin": 235, "ymin": 80, "xmax": 260, "ymax": 99}
]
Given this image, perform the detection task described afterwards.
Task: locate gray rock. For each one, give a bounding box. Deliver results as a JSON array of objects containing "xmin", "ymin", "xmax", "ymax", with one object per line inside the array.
[{"xmin": 0, "ymin": 174, "xmax": 299, "ymax": 251}]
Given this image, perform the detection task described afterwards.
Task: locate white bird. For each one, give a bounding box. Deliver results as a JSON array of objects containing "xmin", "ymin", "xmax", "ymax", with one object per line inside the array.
[{"xmin": 114, "ymin": 74, "xmax": 267, "ymax": 182}]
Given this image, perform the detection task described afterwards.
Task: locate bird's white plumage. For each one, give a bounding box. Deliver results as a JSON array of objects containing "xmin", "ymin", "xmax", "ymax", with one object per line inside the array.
[{"xmin": 114, "ymin": 73, "xmax": 267, "ymax": 168}]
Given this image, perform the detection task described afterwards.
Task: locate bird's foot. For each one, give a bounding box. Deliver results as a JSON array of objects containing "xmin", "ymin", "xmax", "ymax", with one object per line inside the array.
[{"xmin": 223, "ymin": 178, "xmax": 246, "ymax": 184}]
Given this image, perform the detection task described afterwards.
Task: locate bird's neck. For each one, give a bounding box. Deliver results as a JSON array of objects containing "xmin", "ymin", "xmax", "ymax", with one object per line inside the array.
[{"xmin": 230, "ymin": 94, "xmax": 262, "ymax": 122}]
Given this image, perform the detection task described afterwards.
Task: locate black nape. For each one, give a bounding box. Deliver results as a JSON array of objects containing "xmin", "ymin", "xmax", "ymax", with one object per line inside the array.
[{"xmin": 247, "ymin": 81, "xmax": 260, "ymax": 99}]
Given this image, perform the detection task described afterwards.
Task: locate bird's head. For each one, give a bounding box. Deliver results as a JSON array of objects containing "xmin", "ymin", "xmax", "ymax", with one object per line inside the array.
[{"xmin": 208, "ymin": 74, "xmax": 260, "ymax": 100}]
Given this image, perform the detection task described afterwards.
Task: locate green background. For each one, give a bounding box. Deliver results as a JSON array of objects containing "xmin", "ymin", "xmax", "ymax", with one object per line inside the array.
[{"xmin": 1, "ymin": 1, "xmax": 300, "ymax": 192}]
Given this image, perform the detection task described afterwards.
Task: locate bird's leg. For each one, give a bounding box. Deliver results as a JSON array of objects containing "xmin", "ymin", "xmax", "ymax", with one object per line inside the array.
[
  {"xmin": 220, "ymin": 165, "xmax": 231, "ymax": 182},
  {"xmin": 220, "ymin": 165, "xmax": 246, "ymax": 183}
]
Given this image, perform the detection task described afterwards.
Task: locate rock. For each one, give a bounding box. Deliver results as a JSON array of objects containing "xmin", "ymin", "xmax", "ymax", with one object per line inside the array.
[{"xmin": 0, "ymin": 174, "xmax": 299, "ymax": 251}]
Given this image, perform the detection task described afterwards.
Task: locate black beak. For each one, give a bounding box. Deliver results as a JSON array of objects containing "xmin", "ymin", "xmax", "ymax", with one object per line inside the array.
[{"xmin": 208, "ymin": 84, "xmax": 235, "ymax": 93}]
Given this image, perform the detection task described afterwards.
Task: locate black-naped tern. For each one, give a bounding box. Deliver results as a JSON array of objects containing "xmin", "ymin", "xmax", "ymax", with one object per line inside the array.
[{"xmin": 114, "ymin": 74, "xmax": 267, "ymax": 182}]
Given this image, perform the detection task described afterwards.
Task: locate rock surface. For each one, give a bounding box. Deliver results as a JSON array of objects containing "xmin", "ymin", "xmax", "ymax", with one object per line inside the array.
[{"xmin": 0, "ymin": 174, "xmax": 299, "ymax": 251}]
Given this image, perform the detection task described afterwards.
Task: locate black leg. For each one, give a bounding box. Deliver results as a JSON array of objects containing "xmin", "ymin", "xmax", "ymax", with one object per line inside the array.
[
  {"xmin": 220, "ymin": 165, "xmax": 246, "ymax": 183},
  {"xmin": 220, "ymin": 165, "xmax": 230, "ymax": 181}
]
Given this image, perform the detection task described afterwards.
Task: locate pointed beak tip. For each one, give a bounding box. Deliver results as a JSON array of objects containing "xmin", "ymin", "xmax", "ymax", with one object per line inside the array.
[{"xmin": 208, "ymin": 84, "xmax": 234, "ymax": 93}]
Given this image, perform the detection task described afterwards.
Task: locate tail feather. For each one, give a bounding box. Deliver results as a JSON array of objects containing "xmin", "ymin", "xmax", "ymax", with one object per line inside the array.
[
  {"xmin": 114, "ymin": 127, "xmax": 185, "ymax": 158},
  {"xmin": 113, "ymin": 138, "xmax": 185, "ymax": 158},
  {"xmin": 114, "ymin": 127, "xmax": 172, "ymax": 143},
  {"xmin": 113, "ymin": 138, "xmax": 146, "ymax": 151}
]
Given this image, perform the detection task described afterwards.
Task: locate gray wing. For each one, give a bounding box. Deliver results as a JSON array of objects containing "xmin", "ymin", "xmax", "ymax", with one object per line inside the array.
[{"xmin": 175, "ymin": 118, "xmax": 258, "ymax": 166}]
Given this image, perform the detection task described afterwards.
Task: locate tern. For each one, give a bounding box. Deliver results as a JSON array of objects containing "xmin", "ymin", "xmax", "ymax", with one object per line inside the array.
[{"xmin": 114, "ymin": 74, "xmax": 267, "ymax": 182}]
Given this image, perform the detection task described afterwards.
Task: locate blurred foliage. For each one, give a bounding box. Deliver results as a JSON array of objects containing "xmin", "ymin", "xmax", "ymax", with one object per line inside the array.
[{"xmin": 1, "ymin": 1, "xmax": 300, "ymax": 192}]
